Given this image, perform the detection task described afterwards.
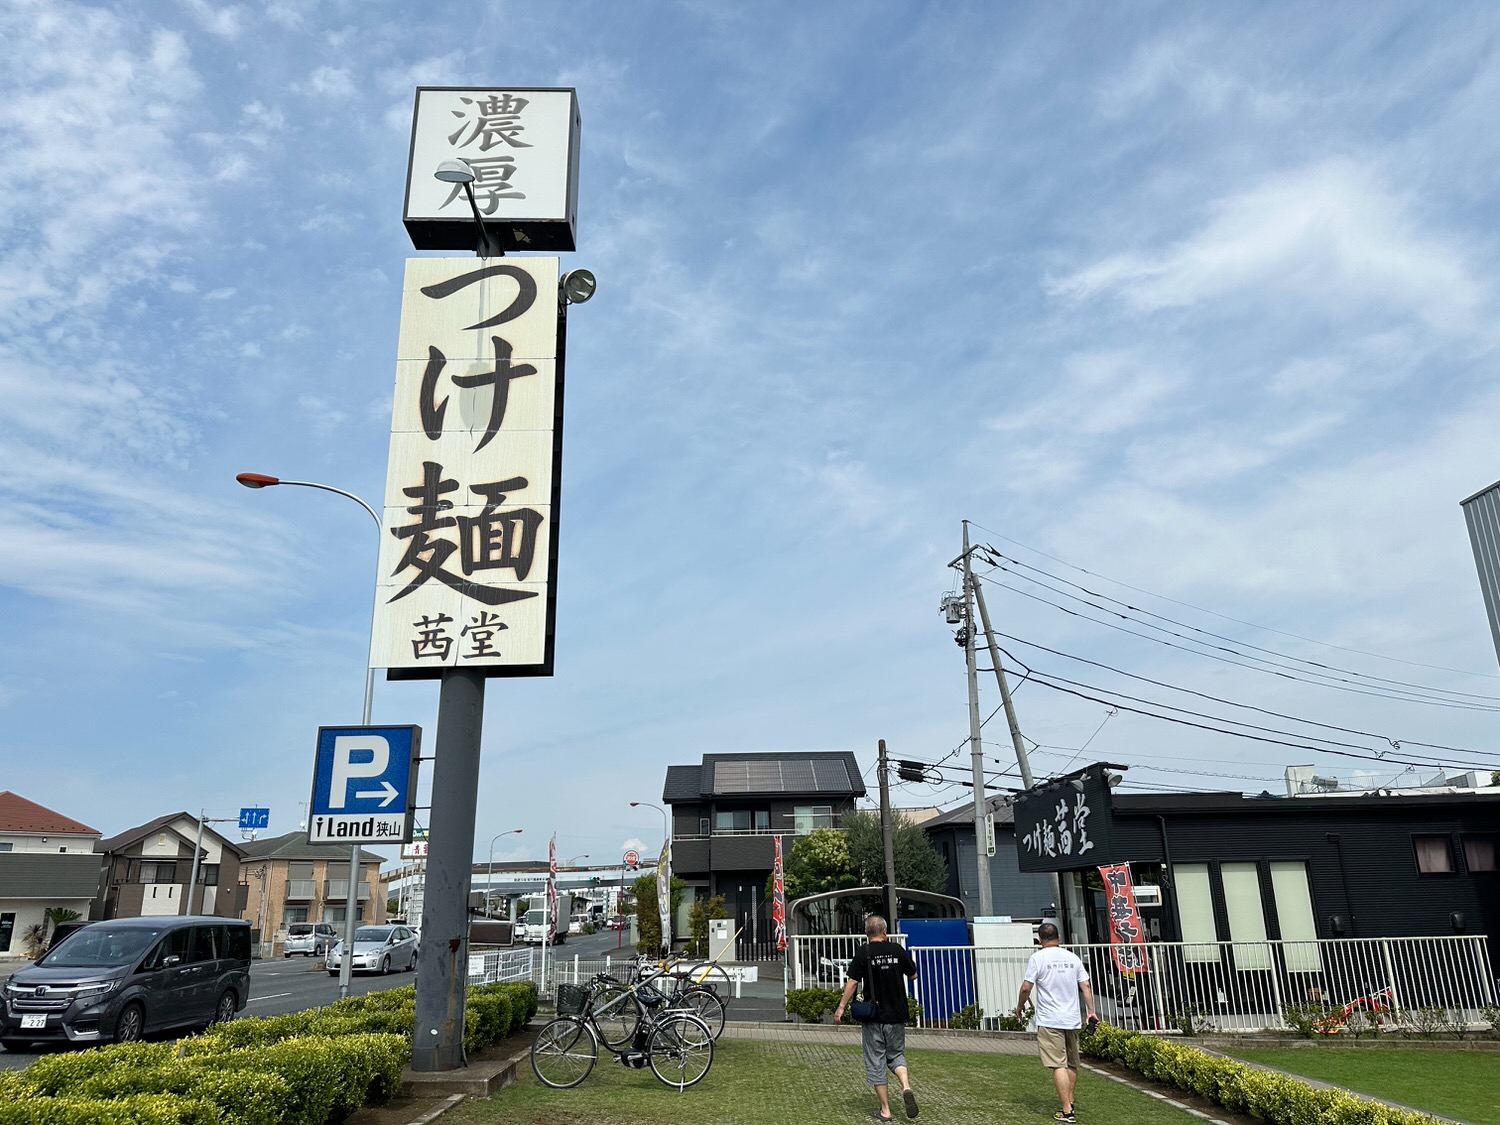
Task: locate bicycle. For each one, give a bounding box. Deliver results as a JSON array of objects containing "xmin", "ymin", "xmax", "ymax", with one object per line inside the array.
[
  {"xmin": 604, "ymin": 955, "xmax": 728, "ymax": 1041},
  {"xmin": 530, "ymin": 976, "xmax": 715, "ymax": 1090}
]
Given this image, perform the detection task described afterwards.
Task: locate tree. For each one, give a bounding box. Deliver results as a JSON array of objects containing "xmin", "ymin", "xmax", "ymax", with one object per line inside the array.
[
  {"xmin": 687, "ymin": 894, "xmax": 728, "ymax": 957},
  {"xmin": 631, "ymin": 872, "xmax": 687, "ymax": 954},
  {"xmin": 842, "ymin": 809, "xmax": 948, "ymax": 895},
  {"xmin": 777, "ymin": 828, "xmax": 857, "ymax": 901}
]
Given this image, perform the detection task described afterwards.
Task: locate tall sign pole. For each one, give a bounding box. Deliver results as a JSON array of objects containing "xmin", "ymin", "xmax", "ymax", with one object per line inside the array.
[{"xmin": 390, "ymin": 87, "xmax": 584, "ymax": 1073}]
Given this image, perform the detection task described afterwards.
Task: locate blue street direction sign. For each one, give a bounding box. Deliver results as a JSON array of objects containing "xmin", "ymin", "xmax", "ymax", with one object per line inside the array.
[
  {"xmin": 238, "ymin": 807, "xmax": 270, "ymax": 831},
  {"xmin": 307, "ymin": 725, "xmax": 422, "ymax": 845}
]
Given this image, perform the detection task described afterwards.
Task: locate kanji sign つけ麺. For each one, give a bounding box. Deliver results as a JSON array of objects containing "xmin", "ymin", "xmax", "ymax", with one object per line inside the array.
[{"xmin": 371, "ymin": 257, "xmax": 562, "ymax": 677}]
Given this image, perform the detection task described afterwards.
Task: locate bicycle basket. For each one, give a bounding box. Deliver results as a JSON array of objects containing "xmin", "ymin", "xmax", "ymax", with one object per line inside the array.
[{"xmin": 556, "ymin": 984, "xmax": 589, "ymax": 1015}]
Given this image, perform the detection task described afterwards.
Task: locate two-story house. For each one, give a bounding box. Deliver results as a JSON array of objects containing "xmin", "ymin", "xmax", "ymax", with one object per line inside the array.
[
  {"xmin": 0, "ymin": 792, "xmax": 103, "ymax": 958},
  {"xmin": 97, "ymin": 813, "xmax": 247, "ymax": 920},
  {"xmin": 662, "ymin": 751, "xmax": 865, "ymax": 952}
]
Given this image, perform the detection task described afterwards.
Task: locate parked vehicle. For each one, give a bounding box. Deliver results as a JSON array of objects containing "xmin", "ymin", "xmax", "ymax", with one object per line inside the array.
[
  {"xmin": 1, "ymin": 916, "xmax": 251, "ymax": 1050},
  {"xmin": 607, "ymin": 915, "xmax": 627, "ymax": 930},
  {"xmin": 283, "ymin": 922, "xmax": 337, "ymax": 957},
  {"xmin": 522, "ymin": 908, "xmax": 566, "ymax": 944},
  {"xmin": 325, "ymin": 924, "xmax": 418, "ymax": 976},
  {"xmin": 569, "ymin": 913, "xmax": 589, "ymax": 935}
]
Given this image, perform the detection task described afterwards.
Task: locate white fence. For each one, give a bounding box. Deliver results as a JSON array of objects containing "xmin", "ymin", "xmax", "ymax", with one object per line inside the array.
[
  {"xmin": 790, "ymin": 934, "xmax": 1497, "ymax": 1032},
  {"xmin": 466, "ymin": 946, "xmax": 535, "ymax": 986}
]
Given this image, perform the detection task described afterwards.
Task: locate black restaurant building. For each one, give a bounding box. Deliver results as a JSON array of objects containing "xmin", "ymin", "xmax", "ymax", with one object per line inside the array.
[{"xmin": 1013, "ymin": 765, "xmax": 1500, "ymax": 979}]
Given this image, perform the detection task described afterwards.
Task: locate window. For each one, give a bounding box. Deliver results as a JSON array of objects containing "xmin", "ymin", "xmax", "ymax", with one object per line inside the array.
[
  {"xmin": 712, "ymin": 810, "xmax": 770, "ymax": 834},
  {"xmin": 1173, "ymin": 863, "xmax": 1218, "ymax": 962},
  {"xmin": 284, "ymin": 906, "xmax": 309, "ymax": 924},
  {"xmin": 0, "ymin": 912, "xmax": 13, "ymax": 951},
  {"xmin": 288, "ymin": 862, "xmax": 315, "ymax": 880},
  {"xmin": 793, "ymin": 806, "xmax": 834, "ymax": 834},
  {"xmin": 699, "ymin": 818, "xmax": 710, "ymax": 837},
  {"xmin": 1269, "ymin": 862, "xmax": 1319, "ymax": 972},
  {"xmin": 1414, "ymin": 836, "xmax": 1454, "ymax": 874},
  {"xmin": 1222, "ymin": 862, "xmax": 1270, "ymax": 970},
  {"xmin": 1462, "ymin": 836, "xmax": 1497, "ymax": 873},
  {"xmin": 0, "ymin": 843, "xmax": 12, "ymax": 853},
  {"xmin": 139, "ymin": 861, "xmax": 178, "ymax": 884},
  {"xmin": 200, "ymin": 864, "xmax": 219, "ymax": 887}
]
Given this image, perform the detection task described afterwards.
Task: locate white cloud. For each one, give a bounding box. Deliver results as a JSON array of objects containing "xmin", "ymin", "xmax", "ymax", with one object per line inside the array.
[{"xmin": 1048, "ymin": 160, "xmax": 1482, "ymax": 333}]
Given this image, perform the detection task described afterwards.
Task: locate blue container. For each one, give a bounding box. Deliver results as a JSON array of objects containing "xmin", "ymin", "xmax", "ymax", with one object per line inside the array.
[{"xmin": 901, "ymin": 918, "xmax": 974, "ymax": 1021}]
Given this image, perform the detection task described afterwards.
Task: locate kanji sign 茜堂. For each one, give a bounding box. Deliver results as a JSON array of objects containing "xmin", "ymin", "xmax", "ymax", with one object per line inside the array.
[
  {"xmin": 1013, "ymin": 763, "xmax": 1119, "ymax": 872},
  {"xmin": 307, "ymin": 725, "xmax": 422, "ymax": 844}
]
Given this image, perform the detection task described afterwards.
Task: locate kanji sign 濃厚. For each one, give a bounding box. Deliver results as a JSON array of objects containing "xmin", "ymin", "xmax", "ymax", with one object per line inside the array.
[
  {"xmin": 371, "ymin": 257, "xmax": 561, "ymax": 676},
  {"xmin": 403, "ymin": 87, "xmax": 580, "ymax": 253}
]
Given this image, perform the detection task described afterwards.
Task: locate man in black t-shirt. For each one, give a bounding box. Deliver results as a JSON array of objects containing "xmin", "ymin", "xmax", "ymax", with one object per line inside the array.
[{"xmin": 834, "ymin": 915, "xmax": 919, "ymax": 1121}]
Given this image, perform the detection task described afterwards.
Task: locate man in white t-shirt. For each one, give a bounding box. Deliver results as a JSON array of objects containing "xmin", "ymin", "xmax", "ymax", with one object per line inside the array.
[{"xmin": 1015, "ymin": 922, "xmax": 1097, "ymax": 1123}]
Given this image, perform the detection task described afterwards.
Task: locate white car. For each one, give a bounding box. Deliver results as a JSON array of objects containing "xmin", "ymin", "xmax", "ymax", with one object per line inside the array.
[
  {"xmin": 326, "ymin": 924, "xmax": 418, "ymax": 976},
  {"xmin": 284, "ymin": 922, "xmax": 337, "ymax": 957}
]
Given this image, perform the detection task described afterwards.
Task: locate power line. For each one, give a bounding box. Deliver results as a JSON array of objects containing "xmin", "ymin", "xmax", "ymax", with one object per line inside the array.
[
  {"xmin": 979, "ymin": 547, "xmax": 1500, "ymax": 706},
  {"xmin": 967, "ymin": 524, "xmax": 1500, "ymax": 682},
  {"xmin": 976, "ymin": 568, "xmax": 1500, "ymax": 714},
  {"xmin": 990, "ymin": 629, "xmax": 1500, "ymax": 766}
]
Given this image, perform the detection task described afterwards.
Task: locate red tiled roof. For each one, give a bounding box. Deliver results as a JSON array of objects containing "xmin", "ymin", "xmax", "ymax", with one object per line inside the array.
[{"xmin": 0, "ymin": 791, "xmax": 100, "ymax": 836}]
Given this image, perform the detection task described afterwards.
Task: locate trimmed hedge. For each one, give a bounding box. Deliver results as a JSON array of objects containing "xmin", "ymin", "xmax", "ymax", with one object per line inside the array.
[
  {"xmin": 1083, "ymin": 1024, "xmax": 1445, "ymax": 1125},
  {"xmin": 0, "ymin": 980, "xmax": 539, "ymax": 1124}
]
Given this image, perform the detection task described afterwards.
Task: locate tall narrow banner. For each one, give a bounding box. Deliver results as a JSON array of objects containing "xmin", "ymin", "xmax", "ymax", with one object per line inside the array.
[
  {"xmin": 656, "ymin": 839, "xmax": 671, "ymax": 955},
  {"xmin": 1098, "ymin": 863, "xmax": 1148, "ymax": 972},
  {"xmin": 772, "ymin": 835, "xmax": 787, "ymax": 953},
  {"xmin": 547, "ymin": 835, "xmax": 558, "ymax": 945}
]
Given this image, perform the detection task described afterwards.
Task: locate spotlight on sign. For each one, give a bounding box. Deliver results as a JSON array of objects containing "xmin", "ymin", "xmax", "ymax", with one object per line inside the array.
[
  {"xmin": 433, "ymin": 158, "xmax": 476, "ymax": 184},
  {"xmin": 561, "ymin": 269, "xmax": 597, "ymax": 305}
]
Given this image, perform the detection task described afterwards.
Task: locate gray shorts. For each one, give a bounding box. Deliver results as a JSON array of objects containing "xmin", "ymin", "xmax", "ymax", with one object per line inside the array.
[{"xmin": 861, "ymin": 1022, "xmax": 908, "ymax": 1085}]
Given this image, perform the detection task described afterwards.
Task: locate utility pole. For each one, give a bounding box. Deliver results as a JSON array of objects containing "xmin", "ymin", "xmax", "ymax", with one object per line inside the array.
[
  {"xmin": 962, "ymin": 522, "xmax": 994, "ymax": 916},
  {"xmin": 877, "ymin": 739, "xmax": 898, "ymax": 928},
  {"xmin": 970, "ymin": 565, "xmax": 1064, "ymax": 923}
]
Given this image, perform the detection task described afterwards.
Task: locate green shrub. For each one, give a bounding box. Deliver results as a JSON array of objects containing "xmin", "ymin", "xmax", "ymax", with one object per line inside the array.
[
  {"xmin": 907, "ymin": 999, "xmax": 922, "ymax": 1027},
  {"xmin": 1082, "ymin": 1025, "xmax": 1445, "ymax": 1125},
  {"xmin": 1166, "ymin": 1003, "xmax": 1214, "ymax": 1036},
  {"xmin": 786, "ymin": 988, "xmax": 839, "ymax": 1023},
  {"xmin": 1482, "ymin": 1003, "xmax": 1500, "ymax": 1033},
  {"xmin": 24, "ymin": 1043, "xmax": 178, "ymax": 1096},
  {"xmin": 950, "ymin": 1003, "xmax": 983, "ymax": 1030},
  {"xmin": 0, "ymin": 1094, "xmax": 219, "ymax": 1124},
  {"xmin": 1281, "ymin": 1000, "xmax": 1333, "ymax": 1038}
]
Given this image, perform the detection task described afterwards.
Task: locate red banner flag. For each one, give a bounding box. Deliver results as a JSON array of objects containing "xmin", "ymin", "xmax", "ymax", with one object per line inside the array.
[
  {"xmin": 547, "ymin": 834, "xmax": 558, "ymax": 944},
  {"xmin": 772, "ymin": 835, "xmax": 787, "ymax": 953},
  {"xmin": 1098, "ymin": 863, "xmax": 1148, "ymax": 972}
]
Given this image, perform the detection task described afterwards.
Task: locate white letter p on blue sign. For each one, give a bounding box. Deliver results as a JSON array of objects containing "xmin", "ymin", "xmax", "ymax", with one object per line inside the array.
[{"xmin": 329, "ymin": 735, "xmax": 390, "ymax": 809}]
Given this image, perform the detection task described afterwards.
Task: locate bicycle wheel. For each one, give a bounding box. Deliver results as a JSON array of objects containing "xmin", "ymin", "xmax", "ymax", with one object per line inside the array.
[
  {"xmin": 678, "ymin": 962, "xmax": 733, "ymax": 995},
  {"xmin": 591, "ymin": 982, "xmax": 644, "ymax": 1050},
  {"xmin": 646, "ymin": 1011, "xmax": 714, "ymax": 1090},
  {"xmin": 670, "ymin": 986, "xmax": 726, "ymax": 1040},
  {"xmin": 530, "ymin": 1016, "xmax": 598, "ymax": 1089}
]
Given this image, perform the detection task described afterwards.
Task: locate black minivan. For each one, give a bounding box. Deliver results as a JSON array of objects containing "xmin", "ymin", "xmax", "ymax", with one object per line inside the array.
[{"xmin": 1, "ymin": 916, "xmax": 252, "ymax": 1050}]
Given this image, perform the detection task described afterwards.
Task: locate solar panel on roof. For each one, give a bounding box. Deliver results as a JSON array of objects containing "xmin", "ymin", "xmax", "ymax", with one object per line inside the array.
[{"xmin": 812, "ymin": 760, "xmax": 850, "ymax": 790}]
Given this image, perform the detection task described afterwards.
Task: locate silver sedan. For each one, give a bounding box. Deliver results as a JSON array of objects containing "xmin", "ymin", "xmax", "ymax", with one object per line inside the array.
[{"xmin": 326, "ymin": 924, "xmax": 418, "ymax": 976}]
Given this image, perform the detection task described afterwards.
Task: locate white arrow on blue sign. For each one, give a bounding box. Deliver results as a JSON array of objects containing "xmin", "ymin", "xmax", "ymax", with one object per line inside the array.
[
  {"xmin": 307, "ymin": 725, "xmax": 422, "ymax": 845},
  {"xmin": 238, "ymin": 807, "xmax": 270, "ymax": 831}
]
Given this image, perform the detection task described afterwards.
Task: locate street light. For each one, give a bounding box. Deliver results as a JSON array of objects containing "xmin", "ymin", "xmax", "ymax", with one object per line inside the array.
[
  {"xmin": 563, "ymin": 853, "xmax": 590, "ymax": 867},
  {"xmin": 630, "ymin": 801, "xmax": 671, "ymax": 953},
  {"xmin": 235, "ymin": 470, "xmax": 381, "ymax": 1000},
  {"xmin": 486, "ymin": 829, "xmax": 523, "ymax": 917},
  {"xmin": 434, "ymin": 158, "xmax": 500, "ymax": 258}
]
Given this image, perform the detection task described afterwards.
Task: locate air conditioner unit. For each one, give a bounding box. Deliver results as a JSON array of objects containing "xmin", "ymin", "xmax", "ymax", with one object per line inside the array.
[{"xmin": 1133, "ymin": 885, "xmax": 1163, "ymax": 908}]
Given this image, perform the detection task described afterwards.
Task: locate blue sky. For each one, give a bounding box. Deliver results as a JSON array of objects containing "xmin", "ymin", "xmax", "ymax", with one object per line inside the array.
[{"xmin": 3, "ymin": 1, "xmax": 1499, "ymax": 870}]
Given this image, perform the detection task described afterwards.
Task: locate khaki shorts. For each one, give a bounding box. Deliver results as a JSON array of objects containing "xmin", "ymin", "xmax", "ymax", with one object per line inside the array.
[{"xmin": 1037, "ymin": 1026, "xmax": 1080, "ymax": 1069}]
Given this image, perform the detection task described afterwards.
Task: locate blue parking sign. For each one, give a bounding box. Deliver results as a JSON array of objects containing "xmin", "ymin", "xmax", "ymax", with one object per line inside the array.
[{"xmin": 307, "ymin": 725, "xmax": 421, "ymax": 844}]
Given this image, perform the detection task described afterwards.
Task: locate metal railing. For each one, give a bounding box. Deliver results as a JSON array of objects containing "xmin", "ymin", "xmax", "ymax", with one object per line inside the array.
[
  {"xmin": 466, "ymin": 946, "xmax": 535, "ymax": 986},
  {"xmin": 790, "ymin": 933, "xmax": 1497, "ymax": 1032}
]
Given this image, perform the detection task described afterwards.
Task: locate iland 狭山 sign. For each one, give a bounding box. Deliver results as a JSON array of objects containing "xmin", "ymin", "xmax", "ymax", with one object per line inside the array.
[
  {"xmin": 403, "ymin": 87, "xmax": 580, "ymax": 253},
  {"xmin": 371, "ymin": 256, "xmax": 562, "ymax": 677},
  {"xmin": 1014, "ymin": 763, "xmax": 1118, "ymax": 872}
]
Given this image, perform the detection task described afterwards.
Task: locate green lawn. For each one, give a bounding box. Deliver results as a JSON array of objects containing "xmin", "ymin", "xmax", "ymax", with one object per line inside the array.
[
  {"xmin": 451, "ymin": 1038, "xmax": 1212, "ymax": 1125},
  {"xmin": 1230, "ymin": 1048, "xmax": 1500, "ymax": 1125}
]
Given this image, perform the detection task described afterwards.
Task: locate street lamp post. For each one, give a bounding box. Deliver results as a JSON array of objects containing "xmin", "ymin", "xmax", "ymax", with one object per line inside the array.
[
  {"xmin": 235, "ymin": 471, "xmax": 381, "ymax": 1000},
  {"xmin": 630, "ymin": 801, "xmax": 671, "ymax": 953},
  {"xmin": 485, "ymin": 829, "xmax": 523, "ymax": 917}
]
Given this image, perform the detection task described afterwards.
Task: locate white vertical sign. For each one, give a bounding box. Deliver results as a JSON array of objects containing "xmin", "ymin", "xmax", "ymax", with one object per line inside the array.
[{"xmin": 371, "ymin": 257, "xmax": 561, "ymax": 676}]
